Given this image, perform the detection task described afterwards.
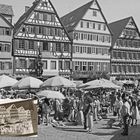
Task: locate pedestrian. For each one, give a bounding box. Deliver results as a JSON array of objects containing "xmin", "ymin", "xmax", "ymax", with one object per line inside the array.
[
  {"xmin": 53, "ymin": 99, "xmax": 61, "ymax": 120},
  {"xmin": 42, "ymin": 98, "xmax": 50, "ymax": 125},
  {"xmin": 131, "ymin": 100, "xmax": 140, "ymax": 126},
  {"xmin": 120, "ymin": 93, "xmax": 130, "ymax": 136},
  {"xmin": 87, "ymin": 97, "xmax": 94, "ymax": 133},
  {"xmin": 83, "ymin": 95, "xmax": 90, "ymax": 129},
  {"xmin": 76, "ymin": 97, "xmax": 84, "ymax": 125}
]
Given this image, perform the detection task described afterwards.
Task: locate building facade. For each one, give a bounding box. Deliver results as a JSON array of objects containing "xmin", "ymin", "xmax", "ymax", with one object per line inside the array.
[
  {"xmin": 13, "ymin": 0, "xmax": 72, "ymax": 79},
  {"xmin": 0, "ymin": 4, "xmax": 14, "ymax": 75},
  {"xmin": 61, "ymin": 0, "xmax": 112, "ymax": 82},
  {"xmin": 109, "ymin": 17, "xmax": 140, "ymax": 80}
]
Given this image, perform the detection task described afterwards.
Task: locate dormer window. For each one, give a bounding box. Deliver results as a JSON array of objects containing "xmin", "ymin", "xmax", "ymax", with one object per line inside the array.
[
  {"xmin": 80, "ymin": 21, "xmax": 83, "ymax": 28},
  {"xmin": 93, "ymin": 10, "xmax": 97, "ymax": 17}
]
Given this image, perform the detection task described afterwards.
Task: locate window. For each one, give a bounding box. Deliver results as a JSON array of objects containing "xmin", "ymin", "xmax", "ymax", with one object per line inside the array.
[
  {"xmin": 84, "ymin": 34, "xmax": 87, "ymax": 40},
  {"xmin": 0, "ymin": 44, "xmax": 2, "ymax": 51},
  {"xmin": 51, "ymin": 61, "xmax": 56, "ymax": 70},
  {"xmin": 88, "ymin": 62, "xmax": 93, "ymax": 71},
  {"xmin": 43, "ymin": 42, "xmax": 49, "ymax": 51},
  {"xmin": 82, "ymin": 62, "xmax": 87, "ymax": 71},
  {"xmin": 98, "ymin": 24, "xmax": 101, "ymax": 30},
  {"xmin": 92, "ymin": 47, "xmax": 95, "ymax": 53},
  {"xmin": 59, "ymin": 61, "xmax": 63, "ymax": 70},
  {"xmin": 38, "ymin": 13, "xmax": 43, "ymax": 20},
  {"xmin": 65, "ymin": 61, "xmax": 70, "ymax": 70},
  {"xmin": 88, "ymin": 34, "xmax": 90, "ymax": 40},
  {"xmin": 103, "ymin": 25, "xmax": 106, "ymax": 31},
  {"xmin": 87, "ymin": 47, "xmax": 91, "ymax": 54},
  {"xmin": 51, "ymin": 14, "xmax": 55, "ymax": 22},
  {"xmin": 5, "ymin": 28, "xmax": 11, "ymax": 36},
  {"xmin": 39, "ymin": 26, "xmax": 43, "ymax": 34},
  {"xmin": 93, "ymin": 10, "xmax": 97, "ymax": 16},
  {"xmin": 4, "ymin": 62, "xmax": 12, "ymax": 70},
  {"xmin": 81, "ymin": 21, "xmax": 83, "ymax": 28},
  {"xmin": 43, "ymin": 61, "xmax": 47, "ymax": 69},
  {"xmin": 64, "ymin": 43, "xmax": 69, "ymax": 52},
  {"xmin": 81, "ymin": 33, "xmax": 84, "ymax": 40},
  {"xmin": 29, "ymin": 59, "xmax": 35, "ymax": 69},
  {"xmin": 20, "ymin": 59, "xmax": 27, "ymax": 69},
  {"xmin": 50, "ymin": 28, "xmax": 55, "ymax": 36},
  {"xmin": 56, "ymin": 43, "xmax": 61, "ymax": 52},
  {"xmin": 83, "ymin": 47, "xmax": 87, "ymax": 53},
  {"xmin": 93, "ymin": 23, "xmax": 95, "ymax": 29},
  {"xmin": 19, "ymin": 40, "xmax": 25, "ymax": 49},
  {"xmin": 5, "ymin": 44, "xmax": 10, "ymax": 52},
  {"xmin": 80, "ymin": 47, "xmax": 83, "ymax": 53},
  {"xmin": 47, "ymin": 14, "xmax": 51, "ymax": 21},
  {"xmin": 128, "ymin": 40, "xmax": 132, "ymax": 47},
  {"xmin": 87, "ymin": 22, "xmax": 89, "ymax": 28},
  {"xmin": 75, "ymin": 46, "xmax": 80, "ymax": 53},
  {"xmin": 43, "ymin": 13, "xmax": 48, "ymax": 21},
  {"xmin": 92, "ymin": 34, "xmax": 97, "ymax": 41},
  {"xmin": 74, "ymin": 61, "xmax": 79, "ymax": 71},
  {"xmin": 29, "ymin": 41, "xmax": 34, "ymax": 50}
]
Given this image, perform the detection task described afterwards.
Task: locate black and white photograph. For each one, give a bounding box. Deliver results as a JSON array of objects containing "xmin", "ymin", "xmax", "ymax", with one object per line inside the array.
[{"xmin": 0, "ymin": 0, "xmax": 140, "ymax": 139}]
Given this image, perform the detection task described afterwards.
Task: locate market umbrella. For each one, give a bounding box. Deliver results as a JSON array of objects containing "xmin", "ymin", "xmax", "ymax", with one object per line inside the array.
[
  {"xmin": 37, "ymin": 90, "xmax": 65, "ymax": 99},
  {"xmin": 0, "ymin": 75, "xmax": 18, "ymax": 88},
  {"xmin": 100, "ymin": 79, "xmax": 121, "ymax": 89},
  {"xmin": 81, "ymin": 79, "xmax": 121, "ymax": 90},
  {"xmin": 78, "ymin": 79, "xmax": 100, "ymax": 88},
  {"xmin": 40, "ymin": 76, "xmax": 76, "ymax": 88},
  {"xmin": 12, "ymin": 76, "xmax": 43, "ymax": 89}
]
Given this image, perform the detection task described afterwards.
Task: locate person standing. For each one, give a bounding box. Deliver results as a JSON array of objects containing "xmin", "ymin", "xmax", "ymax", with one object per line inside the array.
[
  {"xmin": 120, "ymin": 93, "xmax": 130, "ymax": 136},
  {"xmin": 83, "ymin": 95, "xmax": 90, "ymax": 129},
  {"xmin": 42, "ymin": 98, "xmax": 50, "ymax": 125},
  {"xmin": 87, "ymin": 98, "xmax": 94, "ymax": 133},
  {"xmin": 53, "ymin": 99, "xmax": 61, "ymax": 120},
  {"xmin": 131, "ymin": 100, "xmax": 140, "ymax": 126}
]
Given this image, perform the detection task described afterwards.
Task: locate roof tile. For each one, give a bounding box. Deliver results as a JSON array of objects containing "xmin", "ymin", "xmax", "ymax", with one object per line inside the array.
[{"xmin": 0, "ymin": 4, "xmax": 14, "ymax": 16}]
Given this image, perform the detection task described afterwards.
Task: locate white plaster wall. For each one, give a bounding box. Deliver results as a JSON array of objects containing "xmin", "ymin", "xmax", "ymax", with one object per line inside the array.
[
  {"xmin": 73, "ymin": 53, "xmax": 110, "ymax": 60},
  {"xmin": 0, "ymin": 17, "xmax": 10, "ymax": 27},
  {"xmin": 74, "ymin": 39, "xmax": 111, "ymax": 46}
]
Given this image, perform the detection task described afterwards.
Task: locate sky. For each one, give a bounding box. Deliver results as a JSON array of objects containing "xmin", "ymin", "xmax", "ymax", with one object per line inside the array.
[{"xmin": 0, "ymin": 0, "xmax": 140, "ymax": 29}]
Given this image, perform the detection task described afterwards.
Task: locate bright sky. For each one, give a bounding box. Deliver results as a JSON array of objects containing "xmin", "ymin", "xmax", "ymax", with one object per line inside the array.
[{"xmin": 0, "ymin": 0, "xmax": 140, "ymax": 29}]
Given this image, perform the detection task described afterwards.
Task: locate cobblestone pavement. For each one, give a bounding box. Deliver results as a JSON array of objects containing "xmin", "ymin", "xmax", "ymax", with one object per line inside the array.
[{"xmin": 1, "ymin": 116, "xmax": 140, "ymax": 140}]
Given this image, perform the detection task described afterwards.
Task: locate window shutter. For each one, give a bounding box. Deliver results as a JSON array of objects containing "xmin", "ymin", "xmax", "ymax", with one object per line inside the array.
[{"xmin": 2, "ymin": 62, "xmax": 4, "ymax": 70}]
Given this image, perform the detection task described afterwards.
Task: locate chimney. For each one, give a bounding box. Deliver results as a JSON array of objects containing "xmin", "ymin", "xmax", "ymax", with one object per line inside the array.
[{"xmin": 25, "ymin": 6, "xmax": 30, "ymax": 12}]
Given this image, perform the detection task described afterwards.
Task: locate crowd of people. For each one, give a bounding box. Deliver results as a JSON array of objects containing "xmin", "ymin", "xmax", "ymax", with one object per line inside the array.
[{"xmin": 0, "ymin": 84, "xmax": 140, "ymax": 136}]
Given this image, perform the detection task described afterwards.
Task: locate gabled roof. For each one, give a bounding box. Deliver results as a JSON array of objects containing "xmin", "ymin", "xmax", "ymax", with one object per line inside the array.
[
  {"xmin": 61, "ymin": 1, "xmax": 93, "ymax": 32},
  {"xmin": 0, "ymin": 4, "xmax": 14, "ymax": 16},
  {"xmin": 109, "ymin": 17, "xmax": 132, "ymax": 46},
  {"xmin": 14, "ymin": 0, "xmax": 72, "ymax": 42},
  {"xmin": 14, "ymin": 0, "xmax": 40, "ymax": 34},
  {"xmin": 0, "ymin": 13, "xmax": 13, "ymax": 28}
]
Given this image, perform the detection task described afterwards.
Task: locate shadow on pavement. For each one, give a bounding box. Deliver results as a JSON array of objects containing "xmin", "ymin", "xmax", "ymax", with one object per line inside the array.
[
  {"xmin": 98, "ymin": 126, "xmax": 120, "ymax": 130},
  {"xmin": 54, "ymin": 126, "xmax": 87, "ymax": 133},
  {"xmin": 92, "ymin": 131, "xmax": 117, "ymax": 136},
  {"xmin": 110, "ymin": 124, "xmax": 140, "ymax": 140}
]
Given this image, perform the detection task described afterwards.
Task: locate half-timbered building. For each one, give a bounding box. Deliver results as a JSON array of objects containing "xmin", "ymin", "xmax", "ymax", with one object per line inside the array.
[
  {"xmin": 0, "ymin": 4, "xmax": 14, "ymax": 75},
  {"xmin": 61, "ymin": 0, "xmax": 112, "ymax": 82},
  {"xmin": 13, "ymin": 0, "xmax": 72, "ymax": 79},
  {"xmin": 109, "ymin": 17, "xmax": 140, "ymax": 80}
]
